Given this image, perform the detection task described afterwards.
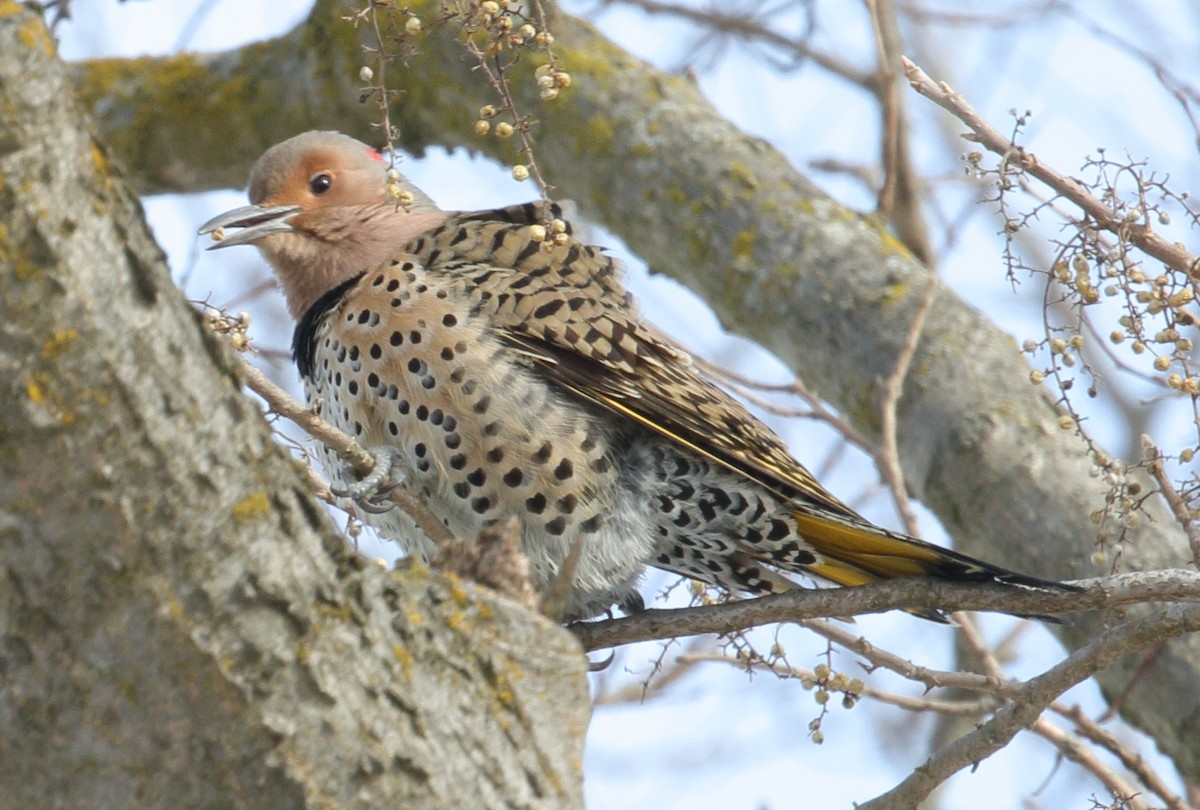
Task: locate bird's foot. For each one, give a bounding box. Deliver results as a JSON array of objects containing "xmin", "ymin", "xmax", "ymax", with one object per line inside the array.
[
  {"xmin": 539, "ymin": 536, "xmax": 586, "ymax": 622},
  {"xmin": 332, "ymin": 446, "xmax": 406, "ymax": 513}
]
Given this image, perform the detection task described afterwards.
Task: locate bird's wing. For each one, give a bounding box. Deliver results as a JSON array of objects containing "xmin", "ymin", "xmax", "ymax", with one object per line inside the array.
[{"xmin": 413, "ymin": 203, "xmax": 857, "ymax": 520}]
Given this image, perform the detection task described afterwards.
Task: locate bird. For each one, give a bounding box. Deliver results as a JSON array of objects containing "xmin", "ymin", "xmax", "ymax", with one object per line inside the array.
[{"xmin": 199, "ymin": 130, "xmax": 1077, "ymax": 622}]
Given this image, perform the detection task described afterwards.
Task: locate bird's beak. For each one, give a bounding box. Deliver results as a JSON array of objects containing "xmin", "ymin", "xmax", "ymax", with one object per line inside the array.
[{"xmin": 197, "ymin": 204, "xmax": 302, "ymax": 250}]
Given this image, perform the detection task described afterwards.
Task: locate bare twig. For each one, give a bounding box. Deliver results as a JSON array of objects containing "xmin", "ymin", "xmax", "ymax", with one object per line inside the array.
[
  {"xmin": 952, "ymin": 612, "xmax": 1007, "ymax": 680},
  {"xmin": 240, "ymin": 362, "xmax": 375, "ymax": 474},
  {"xmin": 1052, "ymin": 702, "xmax": 1190, "ymax": 810},
  {"xmin": 799, "ymin": 618, "xmax": 1013, "ymax": 695},
  {"xmin": 684, "ymin": 619, "xmax": 1183, "ymax": 808},
  {"xmin": 868, "ymin": 0, "xmax": 934, "ymax": 263},
  {"xmin": 347, "ymin": 2, "xmax": 404, "ymax": 154},
  {"xmin": 1030, "ymin": 716, "xmax": 1152, "ymax": 810},
  {"xmin": 866, "ymin": 0, "xmax": 901, "ymax": 219},
  {"xmin": 902, "ymin": 57, "xmax": 1200, "ymax": 276},
  {"xmin": 877, "ymin": 280, "xmax": 939, "ymax": 536},
  {"xmin": 1142, "ymin": 435, "xmax": 1200, "ymax": 566},
  {"xmin": 599, "ymin": 0, "xmax": 874, "ymax": 89},
  {"xmin": 857, "ymin": 604, "xmax": 1200, "ymax": 809},
  {"xmin": 895, "ymin": 0, "xmax": 1065, "ymax": 27},
  {"xmin": 457, "ymin": 0, "xmax": 562, "ymax": 212},
  {"xmin": 239, "ymin": 361, "xmax": 456, "ymax": 546},
  {"xmin": 594, "ymin": 637, "xmax": 712, "ymax": 705},
  {"xmin": 681, "ymin": 651, "xmax": 1001, "ymax": 716}
]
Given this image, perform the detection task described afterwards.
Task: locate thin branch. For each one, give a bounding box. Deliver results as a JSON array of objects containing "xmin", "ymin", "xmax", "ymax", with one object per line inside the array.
[
  {"xmin": 685, "ymin": 620, "xmax": 1183, "ymax": 808},
  {"xmin": 952, "ymin": 612, "xmax": 1006, "ymax": 680},
  {"xmin": 238, "ymin": 361, "xmax": 456, "ymax": 546},
  {"xmin": 902, "ymin": 57, "xmax": 1200, "ymax": 276},
  {"xmin": 593, "ymin": 637, "xmax": 711, "ymax": 705},
  {"xmin": 877, "ymin": 280, "xmax": 938, "ymax": 536},
  {"xmin": 599, "ymin": 0, "xmax": 874, "ymax": 89},
  {"xmin": 895, "ymin": 0, "xmax": 1066, "ymax": 27},
  {"xmin": 799, "ymin": 618, "xmax": 1014, "ymax": 695},
  {"xmin": 858, "ymin": 604, "xmax": 1200, "ymax": 808},
  {"xmin": 866, "ymin": 0, "xmax": 901, "ymax": 219},
  {"xmin": 1142, "ymin": 435, "xmax": 1200, "ymax": 567},
  {"xmin": 239, "ymin": 362, "xmax": 375, "ymax": 475},
  {"xmin": 687, "ymin": 622, "xmax": 1186, "ymax": 808},
  {"xmin": 1030, "ymin": 716, "xmax": 1152, "ymax": 810},
  {"xmin": 570, "ymin": 570, "xmax": 1200, "ymax": 651},
  {"xmin": 1052, "ymin": 702, "xmax": 1190, "ymax": 810},
  {"xmin": 868, "ymin": 0, "xmax": 934, "ymax": 263},
  {"xmin": 681, "ymin": 651, "xmax": 1001, "ymax": 716}
]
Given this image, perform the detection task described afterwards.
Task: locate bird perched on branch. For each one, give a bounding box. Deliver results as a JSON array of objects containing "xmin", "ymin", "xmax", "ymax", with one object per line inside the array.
[{"xmin": 200, "ymin": 130, "xmax": 1075, "ymax": 622}]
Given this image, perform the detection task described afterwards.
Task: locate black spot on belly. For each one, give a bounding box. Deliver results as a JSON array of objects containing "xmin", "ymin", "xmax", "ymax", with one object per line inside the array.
[{"xmin": 579, "ymin": 515, "xmax": 602, "ymax": 533}]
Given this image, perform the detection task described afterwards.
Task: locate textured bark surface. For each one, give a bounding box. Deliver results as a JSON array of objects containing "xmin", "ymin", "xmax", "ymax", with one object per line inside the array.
[
  {"xmin": 67, "ymin": 0, "xmax": 1198, "ymax": 780},
  {"xmin": 0, "ymin": 6, "xmax": 587, "ymax": 808}
]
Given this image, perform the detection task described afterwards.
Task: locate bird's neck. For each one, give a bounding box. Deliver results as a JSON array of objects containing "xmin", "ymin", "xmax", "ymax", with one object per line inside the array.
[{"xmin": 268, "ymin": 202, "xmax": 450, "ymax": 319}]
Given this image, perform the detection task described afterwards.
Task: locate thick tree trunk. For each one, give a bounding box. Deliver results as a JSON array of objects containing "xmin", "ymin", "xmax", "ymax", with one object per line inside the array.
[
  {"xmin": 67, "ymin": 0, "xmax": 1198, "ymax": 781},
  {"xmin": 0, "ymin": 7, "xmax": 587, "ymax": 808}
]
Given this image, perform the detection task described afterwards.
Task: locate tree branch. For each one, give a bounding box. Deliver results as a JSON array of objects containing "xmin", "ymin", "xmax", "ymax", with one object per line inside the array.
[
  {"xmin": 902, "ymin": 56, "xmax": 1200, "ymax": 276},
  {"xmin": 571, "ymin": 570, "xmax": 1200, "ymax": 651},
  {"xmin": 860, "ymin": 604, "xmax": 1200, "ymax": 808}
]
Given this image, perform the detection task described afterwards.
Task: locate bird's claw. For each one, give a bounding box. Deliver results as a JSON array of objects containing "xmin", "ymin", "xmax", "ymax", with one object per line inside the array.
[
  {"xmin": 332, "ymin": 447, "xmax": 406, "ymax": 513},
  {"xmin": 587, "ymin": 649, "xmax": 616, "ymax": 672},
  {"xmin": 357, "ymin": 497, "xmax": 398, "ymax": 514}
]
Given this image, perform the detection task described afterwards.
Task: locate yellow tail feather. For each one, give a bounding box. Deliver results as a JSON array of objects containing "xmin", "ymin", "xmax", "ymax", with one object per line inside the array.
[{"xmin": 791, "ymin": 511, "xmax": 975, "ymax": 580}]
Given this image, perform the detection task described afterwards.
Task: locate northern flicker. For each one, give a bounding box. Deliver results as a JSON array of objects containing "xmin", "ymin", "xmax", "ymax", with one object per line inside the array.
[{"xmin": 200, "ymin": 131, "xmax": 1076, "ymax": 622}]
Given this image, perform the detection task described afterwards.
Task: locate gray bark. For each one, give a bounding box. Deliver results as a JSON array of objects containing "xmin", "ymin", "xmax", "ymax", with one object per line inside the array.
[
  {"xmin": 0, "ymin": 6, "xmax": 587, "ymax": 809},
  {"xmin": 68, "ymin": 0, "xmax": 1199, "ymax": 782}
]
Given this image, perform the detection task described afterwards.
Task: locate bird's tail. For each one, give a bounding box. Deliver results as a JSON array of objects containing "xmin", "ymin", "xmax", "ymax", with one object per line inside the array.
[{"xmin": 788, "ymin": 508, "xmax": 1079, "ymax": 623}]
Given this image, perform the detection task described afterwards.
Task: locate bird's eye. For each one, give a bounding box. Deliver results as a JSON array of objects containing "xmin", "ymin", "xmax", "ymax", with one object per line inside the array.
[{"xmin": 309, "ymin": 172, "xmax": 333, "ymax": 195}]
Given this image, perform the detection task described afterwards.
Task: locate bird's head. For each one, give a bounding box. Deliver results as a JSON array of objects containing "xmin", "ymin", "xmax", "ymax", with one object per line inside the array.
[{"xmin": 199, "ymin": 130, "xmax": 446, "ymax": 318}]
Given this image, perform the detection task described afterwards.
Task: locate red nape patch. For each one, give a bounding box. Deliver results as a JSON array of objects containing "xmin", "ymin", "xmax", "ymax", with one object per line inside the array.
[{"xmin": 368, "ymin": 149, "xmax": 384, "ymax": 161}]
